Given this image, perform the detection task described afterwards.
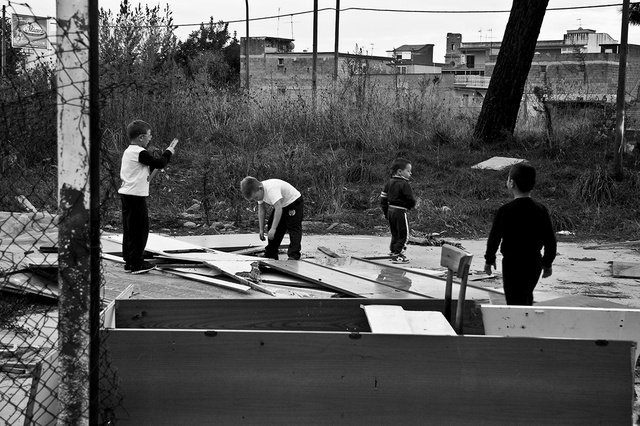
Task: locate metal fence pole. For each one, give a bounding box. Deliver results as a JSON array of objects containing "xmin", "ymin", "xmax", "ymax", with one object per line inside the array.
[{"xmin": 56, "ymin": 0, "xmax": 92, "ymax": 424}]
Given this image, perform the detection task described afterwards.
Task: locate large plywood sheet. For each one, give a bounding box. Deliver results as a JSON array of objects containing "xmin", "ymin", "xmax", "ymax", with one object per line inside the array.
[
  {"xmin": 309, "ymin": 257, "xmax": 492, "ymax": 300},
  {"xmin": 170, "ymin": 233, "xmax": 289, "ymax": 251},
  {"xmin": 481, "ymin": 304, "xmax": 640, "ymax": 364},
  {"xmin": 260, "ymin": 260, "xmax": 422, "ymax": 299},
  {"xmin": 102, "ymin": 233, "xmax": 260, "ymax": 262},
  {"xmin": 102, "ymin": 329, "xmax": 634, "ymax": 425}
]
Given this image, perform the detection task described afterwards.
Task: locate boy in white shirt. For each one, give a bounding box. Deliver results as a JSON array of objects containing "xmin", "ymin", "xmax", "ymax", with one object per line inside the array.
[
  {"xmin": 241, "ymin": 176, "xmax": 304, "ymax": 260},
  {"xmin": 118, "ymin": 120, "xmax": 176, "ymax": 274}
]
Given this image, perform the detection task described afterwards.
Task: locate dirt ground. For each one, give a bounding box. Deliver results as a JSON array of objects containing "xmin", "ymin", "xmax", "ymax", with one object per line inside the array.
[{"xmin": 300, "ymin": 234, "xmax": 640, "ymax": 308}]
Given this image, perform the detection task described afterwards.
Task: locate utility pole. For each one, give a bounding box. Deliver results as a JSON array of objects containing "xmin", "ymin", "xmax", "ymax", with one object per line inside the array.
[
  {"xmin": 614, "ymin": 0, "xmax": 629, "ymax": 181},
  {"xmin": 333, "ymin": 0, "xmax": 339, "ymax": 81},
  {"xmin": 245, "ymin": 0, "xmax": 250, "ymax": 91},
  {"xmin": 2, "ymin": 5, "xmax": 6, "ymax": 78},
  {"xmin": 312, "ymin": 0, "xmax": 318, "ymax": 107}
]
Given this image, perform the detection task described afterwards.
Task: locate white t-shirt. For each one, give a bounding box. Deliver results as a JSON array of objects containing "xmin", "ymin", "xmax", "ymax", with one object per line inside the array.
[
  {"xmin": 118, "ymin": 145, "xmax": 150, "ymax": 197},
  {"xmin": 259, "ymin": 179, "xmax": 301, "ymax": 207}
]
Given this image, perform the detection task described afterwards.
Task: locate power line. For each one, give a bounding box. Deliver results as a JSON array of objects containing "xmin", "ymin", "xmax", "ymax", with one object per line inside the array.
[{"xmin": 103, "ymin": 3, "xmax": 626, "ymax": 30}]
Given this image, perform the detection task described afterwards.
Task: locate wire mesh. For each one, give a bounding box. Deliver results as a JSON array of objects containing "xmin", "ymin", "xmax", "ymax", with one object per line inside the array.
[{"xmin": 0, "ymin": 2, "xmax": 112, "ymax": 425}]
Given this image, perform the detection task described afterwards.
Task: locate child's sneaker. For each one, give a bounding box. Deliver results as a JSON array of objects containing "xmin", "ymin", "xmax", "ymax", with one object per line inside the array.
[
  {"xmin": 392, "ymin": 254, "xmax": 410, "ymax": 264},
  {"xmin": 124, "ymin": 264, "xmax": 132, "ymax": 273},
  {"xmin": 131, "ymin": 261, "xmax": 155, "ymax": 275}
]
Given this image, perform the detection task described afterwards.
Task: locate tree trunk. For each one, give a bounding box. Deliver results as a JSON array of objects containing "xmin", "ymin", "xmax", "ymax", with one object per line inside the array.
[{"xmin": 473, "ymin": 0, "xmax": 549, "ymax": 145}]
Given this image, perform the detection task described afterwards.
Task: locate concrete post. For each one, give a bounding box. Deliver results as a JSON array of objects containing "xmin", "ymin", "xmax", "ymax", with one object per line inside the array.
[{"xmin": 56, "ymin": 0, "xmax": 92, "ymax": 424}]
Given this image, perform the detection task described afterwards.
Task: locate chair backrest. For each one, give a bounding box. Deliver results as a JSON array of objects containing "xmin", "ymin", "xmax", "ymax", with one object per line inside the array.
[
  {"xmin": 440, "ymin": 244, "xmax": 473, "ymax": 278},
  {"xmin": 440, "ymin": 244, "xmax": 473, "ymax": 334}
]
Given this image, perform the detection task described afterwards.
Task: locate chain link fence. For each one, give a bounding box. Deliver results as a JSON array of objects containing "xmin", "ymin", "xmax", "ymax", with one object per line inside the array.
[{"xmin": 0, "ymin": 2, "xmax": 113, "ymax": 424}]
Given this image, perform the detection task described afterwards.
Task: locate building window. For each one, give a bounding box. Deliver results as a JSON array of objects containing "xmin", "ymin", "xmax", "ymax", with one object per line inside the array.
[
  {"xmin": 539, "ymin": 65, "xmax": 547, "ymax": 73},
  {"xmin": 466, "ymin": 55, "xmax": 475, "ymax": 68},
  {"xmin": 277, "ymin": 58, "xmax": 284, "ymax": 67},
  {"xmin": 399, "ymin": 66, "xmax": 407, "ymax": 74}
]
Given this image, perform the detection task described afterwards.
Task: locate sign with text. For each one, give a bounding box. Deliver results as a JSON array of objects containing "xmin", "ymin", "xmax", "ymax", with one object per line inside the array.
[{"xmin": 12, "ymin": 14, "xmax": 48, "ymax": 49}]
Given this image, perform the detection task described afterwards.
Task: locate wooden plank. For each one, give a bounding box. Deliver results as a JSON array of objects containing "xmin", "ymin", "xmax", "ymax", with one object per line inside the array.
[
  {"xmin": 113, "ymin": 298, "xmax": 485, "ymax": 335},
  {"xmin": 535, "ymin": 294, "xmax": 631, "ymax": 308},
  {"xmin": 355, "ymin": 256, "xmax": 504, "ymax": 296},
  {"xmin": 102, "ymin": 233, "xmax": 260, "ymax": 261},
  {"xmin": 2, "ymin": 273, "xmax": 58, "ymax": 299},
  {"xmin": 612, "ymin": 261, "xmax": 640, "ymax": 278},
  {"xmin": 259, "ymin": 271, "xmax": 321, "ymax": 289},
  {"xmin": 159, "ymin": 269, "xmax": 251, "ymax": 293},
  {"xmin": 481, "ymin": 304, "xmax": 640, "ymax": 364},
  {"xmin": 307, "ymin": 257, "xmax": 491, "ymax": 300},
  {"xmin": 24, "ymin": 348, "xmax": 58, "ymax": 426},
  {"xmin": 101, "ymin": 329, "xmax": 634, "ymax": 425},
  {"xmin": 471, "ymin": 156, "xmax": 525, "ymax": 171},
  {"xmin": 260, "ymin": 260, "xmax": 422, "ymax": 299},
  {"xmin": 362, "ymin": 305, "xmax": 456, "ymax": 335},
  {"xmin": 170, "ymin": 233, "xmax": 289, "ymax": 251},
  {"xmin": 258, "ymin": 283, "xmax": 339, "ymax": 299}
]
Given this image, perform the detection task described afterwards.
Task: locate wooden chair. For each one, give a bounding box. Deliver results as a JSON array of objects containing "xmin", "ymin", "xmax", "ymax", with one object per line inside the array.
[{"xmin": 440, "ymin": 244, "xmax": 473, "ymax": 334}]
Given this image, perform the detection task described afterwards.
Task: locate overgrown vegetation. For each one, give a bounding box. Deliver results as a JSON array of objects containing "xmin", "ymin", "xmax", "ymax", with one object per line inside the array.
[{"xmin": 1, "ymin": 2, "xmax": 639, "ymax": 243}]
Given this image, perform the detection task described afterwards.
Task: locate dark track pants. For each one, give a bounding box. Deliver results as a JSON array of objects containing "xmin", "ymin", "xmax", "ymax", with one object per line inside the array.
[
  {"xmin": 121, "ymin": 194, "xmax": 149, "ymax": 268},
  {"xmin": 501, "ymin": 258, "xmax": 543, "ymax": 306},
  {"xmin": 264, "ymin": 196, "xmax": 304, "ymax": 260},
  {"xmin": 388, "ymin": 207, "xmax": 409, "ymax": 255}
]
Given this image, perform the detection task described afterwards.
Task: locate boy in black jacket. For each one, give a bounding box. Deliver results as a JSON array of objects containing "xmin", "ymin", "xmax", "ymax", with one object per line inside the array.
[
  {"xmin": 484, "ymin": 162, "xmax": 557, "ymax": 305},
  {"xmin": 380, "ymin": 158, "xmax": 416, "ymax": 263}
]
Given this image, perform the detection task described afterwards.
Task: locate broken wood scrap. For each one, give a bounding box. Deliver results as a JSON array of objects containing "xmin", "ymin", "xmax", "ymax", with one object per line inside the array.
[
  {"xmin": 259, "ymin": 271, "xmax": 324, "ymax": 289},
  {"xmin": 408, "ymin": 236, "xmax": 465, "ymax": 249},
  {"xmin": 156, "ymin": 266, "xmax": 222, "ymax": 277},
  {"xmin": 228, "ymin": 246, "xmax": 265, "ymax": 255},
  {"xmin": 583, "ymin": 240, "xmax": 640, "ymax": 250},
  {"xmin": 611, "ymin": 261, "xmax": 640, "ymax": 278},
  {"xmin": 317, "ymin": 246, "xmax": 342, "ymax": 258},
  {"xmin": 259, "ymin": 283, "xmax": 340, "ymax": 299},
  {"xmin": 204, "ymin": 260, "xmax": 275, "ymax": 296}
]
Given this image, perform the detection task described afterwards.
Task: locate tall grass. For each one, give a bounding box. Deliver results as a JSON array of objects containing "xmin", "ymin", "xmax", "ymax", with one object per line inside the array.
[{"xmin": 3, "ymin": 61, "xmax": 639, "ymax": 240}]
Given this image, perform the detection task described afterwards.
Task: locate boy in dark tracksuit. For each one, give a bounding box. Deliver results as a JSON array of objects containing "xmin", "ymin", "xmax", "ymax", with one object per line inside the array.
[
  {"xmin": 484, "ymin": 162, "xmax": 557, "ymax": 305},
  {"xmin": 380, "ymin": 158, "xmax": 416, "ymax": 264}
]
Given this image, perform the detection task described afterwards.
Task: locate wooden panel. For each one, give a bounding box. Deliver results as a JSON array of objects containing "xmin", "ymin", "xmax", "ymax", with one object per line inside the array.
[
  {"xmin": 481, "ymin": 304, "xmax": 640, "ymax": 363},
  {"xmin": 308, "ymin": 257, "xmax": 490, "ymax": 300},
  {"xmin": 362, "ymin": 305, "xmax": 456, "ymax": 335},
  {"xmin": 101, "ymin": 330, "xmax": 634, "ymax": 425},
  {"xmin": 113, "ymin": 298, "xmax": 485, "ymax": 335},
  {"xmin": 355, "ymin": 257, "xmax": 504, "ymax": 295},
  {"xmin": 170, "ymin": 233, "xmax": 289, "ymax": 251},
  {"xmin": 535, "ymin": 295, "xmax": 631, "ymax": 308},
  {"xmin": 260, "ymin": 260, "xmax": 420, "ymax": 298},
  {"xmin": 102, "ymin": 233, "xmax": 260, "ymax": 261}
]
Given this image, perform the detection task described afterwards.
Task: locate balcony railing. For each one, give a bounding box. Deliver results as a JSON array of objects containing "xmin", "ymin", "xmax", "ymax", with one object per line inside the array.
[{"xmin": 454, "ymin": 75, "xmax": 491, "ymax": 88}]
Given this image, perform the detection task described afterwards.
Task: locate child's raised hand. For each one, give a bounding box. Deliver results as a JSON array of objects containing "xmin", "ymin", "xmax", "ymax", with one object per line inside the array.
[{"xmin": 166, "ymin": 138, "xmax": 179, "ymax": 154}]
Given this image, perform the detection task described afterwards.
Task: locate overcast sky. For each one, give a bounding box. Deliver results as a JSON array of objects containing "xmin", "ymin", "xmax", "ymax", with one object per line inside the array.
[{"xmin": 14, "ymin": 1, "xmax": 640, "ymax": 62}]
